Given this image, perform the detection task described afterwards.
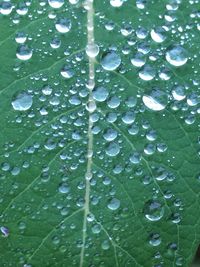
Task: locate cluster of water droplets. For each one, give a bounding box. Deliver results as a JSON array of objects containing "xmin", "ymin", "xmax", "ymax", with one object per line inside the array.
[{"xmin": 0, "ymin": 0, "xmax": 199, "ymax": 266}]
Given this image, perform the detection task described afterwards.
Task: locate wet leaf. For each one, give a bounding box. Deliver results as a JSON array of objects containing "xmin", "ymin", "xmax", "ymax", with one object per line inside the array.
[{"xmin": 0, "ymin": 0, "xmax": 199, "ymax": 266}]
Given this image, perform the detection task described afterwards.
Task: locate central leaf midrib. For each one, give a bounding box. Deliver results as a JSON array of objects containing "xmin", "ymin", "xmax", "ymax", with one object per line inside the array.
[{"xmin": 79, "ymin": 1, "xmax": 95, "ymax": 267}]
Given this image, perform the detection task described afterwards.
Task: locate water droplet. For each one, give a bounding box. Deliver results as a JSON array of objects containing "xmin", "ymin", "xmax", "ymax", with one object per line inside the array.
[
  {"xmin": 55, "ymin": 18, "xmax": 72, "ymax": 33},
  {"xmin": 101, "ymin": 51, "xmax": 121, "ymax": 71},
  {"xmin": 142, "ymin": 89, "xmax": 168, "ymax": 111},
  {"xmin": 144, "ymin": 200, "xmax": 164, "ymax": 221},
  {"xmin": 12, "ymin": 92, "xmax": 33, "ymax": 111},
  {"xmin": 15, "ymin": 32, "xmax": 27, "ymax": 44},
  {"xmin": 61, "ymin": 66, "xmax": 74, "ymax": 78},
  {"xmin": 149, "ymin": 233, "xmax": 161, "ymax": 246},
  {"xmin": 171, "ymin": 85, "xmax": 186, "ymax": 101},
  {"xmin": 110, "ymin": 0, "xmax": 124, "ymax": 7},
  {"xmin": 48, "ymin": 0, "xmax": 64, "ymax": 8},
  {"xmin": 58, "ymin": 183, "xmax": 70, "ymax": 194},
  {"xmin": 150, "ymin": 27, "xmax": 166, "ymax": 43},
  {"xmin": 1, "ymin": 226, "xmax": 9, "ymax": 237},
  {"xmin": 106, "ymin": 142, "xmax": 120, "ymax": 157},
  {"xmin": 122, "ymin": 111, "xmax": 135, "ymax": 124},
  {"xmin": 92, "ymin": 87, "xmax": 109, "ymax": 102},
  {"xmin": 103, "ymin": 128, "xmax": 118, "ymax": 142},
  {"xmin": 166, "ymin": 45, "xmax": 188, "ymax": 67},
  {"xmin": 16, "ymin": 45, "xmax": 33, "ymax": 61},
  {"xmin": 139, "ymin": 65, "xmax": 156, "ymax": 81},
  {"xmin": 0, "ymin": 1, "xmax": 13, "ymax": 15},
  {"xmin": 107, "ymin": 198, "xmax": 120, "ymax": 210},
  {"xmin": 131, "ymin": 52, "xmax": 146, "ymax": 67},
  {"xmin": 86, "ymin": 43, "xmax": 99, "ymax": 58}
]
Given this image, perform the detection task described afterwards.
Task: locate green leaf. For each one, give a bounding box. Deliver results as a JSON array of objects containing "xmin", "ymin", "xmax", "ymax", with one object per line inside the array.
[{"xmin": 0, "ymin": 0, "xmax": 199, "ymax": 267}]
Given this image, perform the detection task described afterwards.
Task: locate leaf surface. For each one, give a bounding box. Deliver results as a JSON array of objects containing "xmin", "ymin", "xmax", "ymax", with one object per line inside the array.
[{"xmin": 0, "ymin": 1, "xmax": 199, "ymax": 267}]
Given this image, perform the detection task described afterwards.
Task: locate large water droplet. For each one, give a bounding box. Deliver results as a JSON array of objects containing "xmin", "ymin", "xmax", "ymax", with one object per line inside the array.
[
  {"xmin": 110, "ymin": 0, "xmax": 124, "ymax": 7},
  {"xmin": 139, "ymin": 65, "xmax": 156, "ymax": 81},
  {"xmin": 12, "ymin": 92, "xmax": 33, "ymax": 111},
  {"xmin": 107, "ymin": 198, "xmax": 120, "ymax": 210},
  {"xmin": 55, "ymin": 18, "xmax": 72, "ymax": 33},
  {"xmin": 150, "ymin": 27, "xmax": 166, "ymax": 43},
  {"xmin": 106, "ymin": 142, "xmax": 120, "ymax": 157},
  {"xmin": 144, "ymin": 200, "xmax": 164, "ymax": 221},
  {"xmin": 16, "ymin": 45, "xmax": 33, "ymax": 61},
  {"xmin": 149, "ymin": 233, "xmax": 161, "ymax": 246},
  {"xmin": 0, "ymin": 1, "xmax": 13, "ymax": 15},
  {"xmin": 166, "ymin": 45, "xmax": 188, "ymax": 67},
  {"xmin": 101, "ymin": 51, "xmax": 121, "ymax": 71},
  {"xmin": 86, "ymin": 43, "xmax": 99, "ymax": 58},
  {"xmin": 92, "ymin": 87, "xmax": 109, "ymax": 102},
  {"xmin": 142, "ymin": 89, "xmax": 168, "ymax": 111},
  {"xmin": 48, "ymin": 0, "xmax": 64, "ymax": 8}
]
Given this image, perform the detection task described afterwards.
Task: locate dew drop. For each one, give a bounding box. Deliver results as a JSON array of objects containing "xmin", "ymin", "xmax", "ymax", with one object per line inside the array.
[
  {"xmin": 0, "ymin": 226, "xmax": 9, "ymax": 237},
  {"xmin": 150, "ymin": 27, "xmax": 166, "ymax": 43},
  {"xmin": 144, "ymin": 200, "xmax": 164, "ymax": 222},
  {"xmin": 0, "ymin": 1, "xmax": 13, "ymax": 15},
  {"xmin": 166, "ymin": 45, "xmax": 188, "ymax": 67},
  {"xmin": 106, "ymin": 142, "xmax": 120, "ymax": 157},
  {"xmin": 171, "ymin": 85, "xmax": 186, "ymax": 101},
  {"xmin": 92, "ymin": 86, "xmax": 109, "ymax": 102},
  {"xmin": 101, "ymin": 51, "xmax": 121, "ymax": 71},
  {"xmin": 55, "ymin": 18, "xmax": 72, "ymax": 33},
  {"xmin": 131, "ymin": 52, "xmax": 146, "ymax": 67},
  {"xmin": 12, "ymin": 92, "xmax": 33, "ymax": 111},
  {"xmin": 142, "ymin": 89, "xmax": 168, "ymax": 111},
  {"xmin": 48, "ymin": 0, "xmax": 64, "ymax": 8},
  {"xmin": 58, "ymin": 183, "xmax": 70, "ymax": 194},
  {"xmin": 110, "ymin": 0, "xmax": 124, "ymax": 7},
  {"xmin": 139, "ymin": 65, "xmax": 156, "ymax": 81},
  {"xmin": 149, "ymin": 233, "xmax": 161, "ymax": 246},
  {"xmin": 16, "ymin": 45, "xmax": 33, "ymax": 61},
  {"xmin": 107, "ymin": 198, "xmax": 120, "ymax": 210},
  {"xmin": 86, "ymin": 43, "xmax": 99, "ymax": 58}
]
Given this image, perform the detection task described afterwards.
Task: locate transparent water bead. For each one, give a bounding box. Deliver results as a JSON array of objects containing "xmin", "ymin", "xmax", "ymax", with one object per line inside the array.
[
  {"xmin": 16, "ymin": 45, "xmax": 33, "ymax": 61},
  {"xmin": 149, "ymin": 233, "xmax": 161, "ymax": 246},
  {"xmin": 171, "ymin": 85, "xmax": 186, "ymax": 101},
  {"xmin": 92, "ymin": 86, "xmax": 109, "ymax": 102},
  {"xmin": 15, "ymin": 32, "xmax": 27, "ymax": 44},
  {"xmin": 131, "ymin": 52, "xmax": 146, "ymax": 67},
  {"xmin": 48, "ymin": 0, "xmax": 64, "ymax": 8},
  {"xmin": 86, "ymin": 43, "xmax": 99, "ymax": 58},
  {"xmin": 55, "ymin": 18, "xmax": 72, "ymax": 33},
  {"xmin": 0, "ymin": 1, "xmax": 13, "ymax": 15},
  {"xmin": 142, "ymin": 89, "xmax": 168, "ymax": 111},
  {"xmin": 166, "ymin": 45, "xmax": 188, "ymax": 67},
  {"xmin": 139, "ymin": 65, "xmax": 155, "ymax": 81},
  {"xmin": 101, "ymin": 51, "xmax": 121, "ymax": 71},
  {"xmin": 1, "ymin": 226, "xmax": 9, "ymax": 237},
  {"xmin": 144, "ymin": 200, "xmax": 164, "ymax": 222},
  {"xmin": 12, "ymin": 92, "xmax": 33, "ymax": 111},
  {"xmin": 106, "ymin": 142, "xmax": 120, "ymax": 157},
  {"xmin": 110, "ymin": 0, "xmax": 124, "ymax": 7},
  {"xmin": 150, "ymin": 27, "xmax": 166, "ymax": 43},
  {"xmin": 107, "ymin": 198, "xmax": 120, "ymax": 210},
  {"xmin": 61, "ymin": 66, "xmax": 74, "ymax": 79}
]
